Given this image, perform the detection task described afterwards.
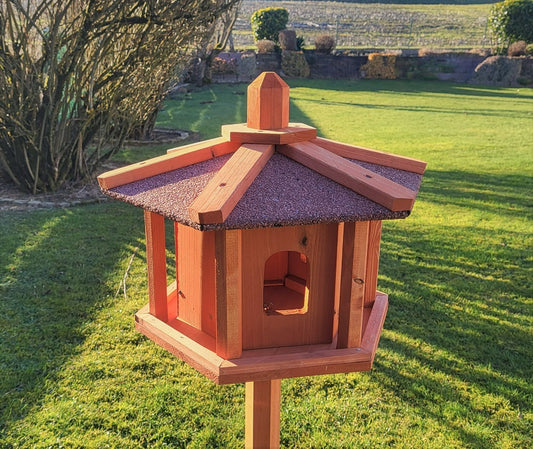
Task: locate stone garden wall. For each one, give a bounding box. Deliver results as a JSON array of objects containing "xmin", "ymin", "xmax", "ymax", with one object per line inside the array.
[{"xmin": 209, "ymin": 50, "xmax": 533, "ymax": 87}]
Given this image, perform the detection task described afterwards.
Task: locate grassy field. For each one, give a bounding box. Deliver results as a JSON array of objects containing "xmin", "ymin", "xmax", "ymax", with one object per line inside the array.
[
  {"xmin": 234, "ymin": 1, "xmax": 494, "ymax": 49},
  {"xmin": 1, "ymin": 79, "xmax": 532, "ymax": 448}
]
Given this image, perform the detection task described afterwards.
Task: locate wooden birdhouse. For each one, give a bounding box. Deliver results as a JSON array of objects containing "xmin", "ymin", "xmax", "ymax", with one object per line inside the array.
[{"xmin": 98, "ymin": 72, "xmax": 426, "ymax": 447}]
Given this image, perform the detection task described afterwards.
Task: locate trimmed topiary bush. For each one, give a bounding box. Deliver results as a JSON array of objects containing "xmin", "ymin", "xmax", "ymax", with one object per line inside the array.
[
  {"xmin": 315, "ymin": 34, "xmax": 336, "ymax": 54},
  {"xmin": 490, "ymin": 0, "xmax": 533, "ymax": 51},
  {"xmin": 281, "ymin": 51, "xmax": 310, "ymax": 77},
  {"xmin": 251, "ymin": 7, "xmax": 289, "ymax": 43},
  {"xmin": 279, "ymin": 29, "xmax": 297, "ymax": 51},
  {"xmin": 361, "ymin": 53, "xmax": 398, "ymax": 79}
]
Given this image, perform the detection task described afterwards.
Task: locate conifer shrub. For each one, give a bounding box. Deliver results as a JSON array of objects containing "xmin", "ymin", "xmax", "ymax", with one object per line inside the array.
[
  {"xmin": 281, "ymin": 51, "xmax": 310, "ymax": 77},
  {"xmin": 490, "ymin": 0, "xmax": 533, "ymax": 51},
  {"xmin": 251, "ymin": 7, "xmax": 289, "ymax": 43}
]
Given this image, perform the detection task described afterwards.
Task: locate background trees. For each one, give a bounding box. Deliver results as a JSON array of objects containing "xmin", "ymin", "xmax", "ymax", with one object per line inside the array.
[
  {"xmin": 0, "ymin": 0, "xmax": 237, "ymax": 193},
  {"xmin": 490, "ymin": 0, "xmax": 533, "ymax": 51}
]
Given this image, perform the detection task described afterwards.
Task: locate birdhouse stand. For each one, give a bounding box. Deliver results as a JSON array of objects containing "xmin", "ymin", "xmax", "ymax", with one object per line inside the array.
[{"xmin": 98, "ymin": 72, "xmax": 426, "ymax": 448}]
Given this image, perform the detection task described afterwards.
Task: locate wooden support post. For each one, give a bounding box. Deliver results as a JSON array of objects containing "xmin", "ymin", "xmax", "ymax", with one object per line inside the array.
[
  {"xmin": 215, "ymin": 230, "xmax": 242, "ymax": 359},
  {"xmin": 245, "ymin": 380, "xmax": 281, "ymax": 449},
  {"xmin": 336, "ymin": 221, "xmax": 369, "ymax": 348},
  {"xmin": 364, "ymin": 220, "xmax": 382, "ymax": 306},
  {"xmin": 144, "ymin": 211, "xmax": 168, "ymax": 322}
]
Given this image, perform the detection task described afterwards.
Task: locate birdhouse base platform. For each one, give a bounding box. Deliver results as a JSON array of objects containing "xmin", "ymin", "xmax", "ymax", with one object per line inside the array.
[{"xmin": 135, "ymin": 288, "xmax": 388, "ymax": 385}]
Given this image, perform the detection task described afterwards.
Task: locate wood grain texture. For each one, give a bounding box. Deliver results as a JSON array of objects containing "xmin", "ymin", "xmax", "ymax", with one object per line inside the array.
[
  {"xmin": 364, "ymin": 220, "xmax": 382, "ymax": 306},
  {"xmin": 215, "ymin": 230, "xmax": 243, "ymax": 359},
  {"xmin": 361, "ymin": 292, "xmax": 389, "ymax": 364},
  {"xmin": 144, "ymin": 211, "xmax": 168, "ymax": 322},
  {"xmin": 241, "ymin": 224, "xmax": 337, "ymax": 350},
  {"xmin": 245, "ymin": 380, "xmax": 281, "ymax": 449},
  {"xmin": 166, "ymin": 136, "xmax": 237, "ymax": 155},
  {"xmin": 247, "ymin": 72, "xmax": 289, "ymax": 130},
  {"xmin": 135, "ymin": 302, "xmax": 382, "ymax": 384},
  {"xmin": 98, "ymin": 138, "xmax": 239, "ymax": 190},
  {"xmin": 221, "ymin": 123, "xmax": 316, "ymax": 144},
  {"xmin": 312, "ymin": 137, "xmax": 427, "ymax": 174},
  {"xmin": 278, "ymin": 141, "xmax": 417, "ymax": 211},
  {"xmin": 175, "ymin": 223, "xmax": 216, "ymax": 337},
  {"xmin": 189, "ymin": 144, "xmax": 274, "ymax": 224},
  {"xmin": 336, "ymin": 221, "xmax": 369, "ymax": 349},
  {"xmin": 135, "ymin": 304, "xmax": 222, "ymax": 383}
]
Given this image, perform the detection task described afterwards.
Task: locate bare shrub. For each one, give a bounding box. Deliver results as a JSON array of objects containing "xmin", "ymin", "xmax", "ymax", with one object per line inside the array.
[
  {"xmin": 315, "ymin": 34, "xmax": 336, "ymax": 54},
  {"xmin": 508, "ymin": 41, "xmax": 527, "ymax": 56},
  {"xmin": 0, "ymin": 0, "xmax": 237, "ymax": 193},
  {"xmin": 257, "ymin": 39, "xmax": 276, "ymax": 53}
]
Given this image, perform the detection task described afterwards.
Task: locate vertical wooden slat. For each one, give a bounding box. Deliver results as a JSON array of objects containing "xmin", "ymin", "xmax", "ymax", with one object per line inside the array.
[
  {"xmin": 364, "ymin": 220, "xmax": 382, "ymax": 306},
  {"xmin": 174, "ymin": 221, "xmax": 180, "ymax": 318},
  {"xmin": 245, "ymin": 379, "xmax": 281, "ymax": 449},
  {"xmin": 144, "ymin": 210, "xmax": 168, "ymax": 322},
  {"xmin": 215, "ymin": 229, "xmax": 242, "ymax": 359},
  {"xmin": 335, "ymin": 222, "xmax": 354, "ymax": 348},
  {"xmin": 336, "ymin": 221, "xmax": 369, "ymax": 348}
]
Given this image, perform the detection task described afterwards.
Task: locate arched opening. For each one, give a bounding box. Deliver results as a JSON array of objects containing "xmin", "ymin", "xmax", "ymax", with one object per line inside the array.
[{"xmin": 263, "ymin": 251, "xmax": 309, "ymax": 316}]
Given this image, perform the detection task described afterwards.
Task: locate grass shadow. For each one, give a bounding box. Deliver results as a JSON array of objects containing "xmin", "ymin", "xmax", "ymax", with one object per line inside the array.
[{"xmin": 0, "ymin": 203, "xmax": 145, "ymax": 432}]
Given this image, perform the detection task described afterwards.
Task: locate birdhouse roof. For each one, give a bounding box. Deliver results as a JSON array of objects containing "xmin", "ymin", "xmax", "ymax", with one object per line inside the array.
[{"xmin": 98, "ymin": 73, "xmax": 426, "ymax": 231}]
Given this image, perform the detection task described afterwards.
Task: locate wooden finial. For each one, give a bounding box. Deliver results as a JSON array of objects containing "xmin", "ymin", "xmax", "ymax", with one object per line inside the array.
[{"xmin": 247, "ymin": 72, "xmax": 289, "ymax": 130}]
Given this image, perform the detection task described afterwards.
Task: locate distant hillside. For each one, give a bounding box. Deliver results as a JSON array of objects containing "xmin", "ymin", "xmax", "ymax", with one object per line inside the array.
[
  {"xmin": 243, "ymin": 0, "xmax": 498, "ymax": 5},
  {"xmin": 237, "ymin": 1, "xmax": 493, "ymax": 50}
]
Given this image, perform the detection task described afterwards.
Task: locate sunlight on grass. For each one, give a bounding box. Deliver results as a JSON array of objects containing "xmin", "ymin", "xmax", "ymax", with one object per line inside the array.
[{"xmin": 1, "ymin": 80, "xmax": 532, "ymax": 448}]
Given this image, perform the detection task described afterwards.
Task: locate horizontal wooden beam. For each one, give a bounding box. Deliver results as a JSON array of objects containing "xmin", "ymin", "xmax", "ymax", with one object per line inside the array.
[
  {"xmin": 312, "ymin": 137, "xmax": 427, "ymax": 174},
  {"xmin": 97, "ymin": 137, "xmax": 239, "ymax": 190},
  {"xmin": 189, "ymin": 144, "xmax": 275, "ymax": 224},
  {"xmin": 278, "ymin": 141, "xmax": 417, "ymax": 211},
  {"xmin": 222, "ymin": 123, "xmax": 316, "ymax": 145}
]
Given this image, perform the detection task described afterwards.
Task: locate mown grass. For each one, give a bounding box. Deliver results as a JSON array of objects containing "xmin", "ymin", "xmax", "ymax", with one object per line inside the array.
[{"xmin": 1, "ymin": 79, "xmax": 532, "ymax": 448}]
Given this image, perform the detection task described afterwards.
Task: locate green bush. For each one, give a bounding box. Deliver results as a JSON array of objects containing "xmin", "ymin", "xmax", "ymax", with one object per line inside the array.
[
  {"xmin": 490, "ymin": 0, "xmax": 533, "ymax": 50},
  {"xmin": 281, "ymin": 50, "xmax": 310, "ymax": 78},
  {"xmin": 527, "ymin": 43, "xmax": 533, "ymax": 55},
  {"xmin": 250, "ymin": 7, "xmax": 289, "ymax": 43}
]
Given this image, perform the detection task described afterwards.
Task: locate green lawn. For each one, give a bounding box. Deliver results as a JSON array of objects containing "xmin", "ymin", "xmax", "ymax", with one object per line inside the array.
[{"xmin": 1, "ymin": 80, "xmax": 532, "ymax": 448}]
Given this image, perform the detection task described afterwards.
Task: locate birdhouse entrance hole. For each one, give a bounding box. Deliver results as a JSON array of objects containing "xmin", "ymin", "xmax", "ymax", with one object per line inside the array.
[{"xmin": 263, "ymin": 251, "xmax": 309, "ymax": 315}]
